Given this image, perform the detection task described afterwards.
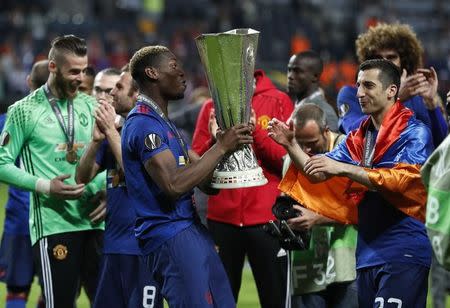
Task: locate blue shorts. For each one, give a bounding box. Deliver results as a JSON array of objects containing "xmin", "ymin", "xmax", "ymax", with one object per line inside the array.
[
  {"xmin": 357, "ymin": 262, "xmax": 429, "ymax": 308},
  {"xmin": 93, "ymin": 254, "xmax": 163, "ymax": 308},
  {"xmin": 0, "ymin": 233, "xmax": 34, "ymax": 287},
  {"xmin": 145, "ymin": 223, "xmax": 235, "ymax": 308}
]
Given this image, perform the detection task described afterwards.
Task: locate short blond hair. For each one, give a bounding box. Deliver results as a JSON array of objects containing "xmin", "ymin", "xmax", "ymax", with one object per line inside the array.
[{"xmin": 129, "ymin": 46, "xmax": 170, "ymax": 86}]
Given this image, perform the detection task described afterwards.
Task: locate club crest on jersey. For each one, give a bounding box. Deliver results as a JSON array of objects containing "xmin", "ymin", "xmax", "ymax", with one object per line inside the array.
[
  {"xmin": 145, "ymin": 134, "xmax": 162, "ymax": 151},
  {"xmin": 53, "ymin": 244, "xmax": 68, "ymax": 260},
  {"xmin": 0, "ymin": 131, "xmax": 10, "ymax": 146},
  {"xmin": 78, "ymin": 112, "xmax": 89, "ymax": 127},
  {"xmin": 257, "ymin": 115, "xmax": 271, "ymax": 130}
]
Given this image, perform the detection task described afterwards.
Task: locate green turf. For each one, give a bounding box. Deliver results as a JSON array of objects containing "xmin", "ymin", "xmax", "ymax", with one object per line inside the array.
[{"xmin": 0, "ymin": 182, "xmax": 449, "ymax": 307}]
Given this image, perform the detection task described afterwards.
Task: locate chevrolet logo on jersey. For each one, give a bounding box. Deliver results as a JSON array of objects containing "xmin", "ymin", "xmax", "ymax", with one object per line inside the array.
[{"xmin": 55, "ymin": 142, "xmax": 85, "ymax": 152}]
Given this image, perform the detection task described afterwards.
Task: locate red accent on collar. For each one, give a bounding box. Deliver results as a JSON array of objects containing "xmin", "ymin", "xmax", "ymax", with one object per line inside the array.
[
  {"xmin": 136, "ymin": 103, "xmax": 152, "ymax": 114},
  {"xmin": 345, "ymin": 101, "xmax": 413, "ymax": 164}
]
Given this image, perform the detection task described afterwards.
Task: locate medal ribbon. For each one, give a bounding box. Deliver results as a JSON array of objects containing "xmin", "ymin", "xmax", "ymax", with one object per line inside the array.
[
  {"xmin": 137, "ymin": 94, "xmax": 190, "ymax": 164},
  {"xmin": 43, "ymin": 84, "xmax": 75, "ymax": 153},
  {"xmin": 362, "ymin": 126, "xmax": 376, "ymax": 168}
]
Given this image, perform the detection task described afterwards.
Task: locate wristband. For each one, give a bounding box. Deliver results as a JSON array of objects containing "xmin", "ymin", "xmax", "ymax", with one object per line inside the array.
[{"xmin": 35, "ymin": 178, "xmax": 51, "ymax": 194}]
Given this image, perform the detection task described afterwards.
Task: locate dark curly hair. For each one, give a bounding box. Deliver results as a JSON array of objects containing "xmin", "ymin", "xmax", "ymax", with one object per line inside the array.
[{"xmin": 355, "ymin": 23, "xmax": 423, "ymax": 74}]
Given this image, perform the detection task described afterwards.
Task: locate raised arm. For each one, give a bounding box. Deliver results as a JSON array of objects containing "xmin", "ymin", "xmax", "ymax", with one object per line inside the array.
[
  {"xmin": 417, "ymin": 67, "xmax": 448, "ymax": 145},
  {"xmin": 252, "ymin": 95, "xmax": 293, "ymax": 174},
  {"xmin": 268, "ymin": 117, "xmax": 376, "ymax": 188},
  {"xmin": 95, "ymin": 101, "xmax": 123, "ymax": 169},
  {"xmin": 268, "ymin": 118, "xmax": 315, "ymax": 178},
  {"xmin": 75, "ymin": 122, "xmax": 104, "ymax": 184}
]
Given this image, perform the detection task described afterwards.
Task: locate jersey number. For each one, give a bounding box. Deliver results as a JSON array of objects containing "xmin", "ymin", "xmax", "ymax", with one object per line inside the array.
[
  {"xmin": 375, "ymin": 297, "xmax": 402, "ymax": 308},
  {"xmin": 427, "ymin": 196, "xmax": 440, "ymax": 225},
  {"xmin": 143, "ymin": 286, "xmax": 157, "ymax": 308}
]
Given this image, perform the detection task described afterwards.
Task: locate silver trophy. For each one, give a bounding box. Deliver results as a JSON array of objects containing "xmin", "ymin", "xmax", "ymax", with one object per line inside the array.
[{"xmin": 196, "ymin": 28, "xmax": 267, "ymax": 188}]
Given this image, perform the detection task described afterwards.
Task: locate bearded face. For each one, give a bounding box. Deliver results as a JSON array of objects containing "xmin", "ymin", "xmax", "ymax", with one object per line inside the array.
[
  {"xmin": 51, "ymin": 53, "xmax": 88, "ymax": 99},
  {"xmin": 110, "ymin": 72, "xmax": 137, "ymax": 116},
  {"xmin": 54, "ymin": 68, "xmax": 81, "ymax": 99}
]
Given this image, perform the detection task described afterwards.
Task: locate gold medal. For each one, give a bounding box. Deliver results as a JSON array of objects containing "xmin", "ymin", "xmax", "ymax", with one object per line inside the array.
[{"xmin": 66, "ymin": 149, "xmax": 78, "ymax": 164}]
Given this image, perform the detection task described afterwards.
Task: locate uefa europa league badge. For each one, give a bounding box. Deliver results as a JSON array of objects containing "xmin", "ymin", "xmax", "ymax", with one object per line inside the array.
[{"xmin": 195, "ymin": 29, "xmax": 267, "ymax": 189}]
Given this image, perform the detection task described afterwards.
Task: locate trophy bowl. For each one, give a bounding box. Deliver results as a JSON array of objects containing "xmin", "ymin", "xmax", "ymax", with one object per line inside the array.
[{"xmin": 196, "ymin": 28, "xmax": 268, "ymax": 188}]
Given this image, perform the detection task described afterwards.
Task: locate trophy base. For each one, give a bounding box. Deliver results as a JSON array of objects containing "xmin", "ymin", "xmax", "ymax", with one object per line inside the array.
[{"xmin": 210, "ymin": 167, "xmax": 268, "ymax": 189}]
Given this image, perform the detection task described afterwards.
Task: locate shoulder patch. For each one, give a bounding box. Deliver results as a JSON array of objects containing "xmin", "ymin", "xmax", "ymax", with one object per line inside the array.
[
  {"xmin": 145, "ymin": 133, "xmax": 162, "ymax": 151},
  {"xmin": 339, "ymin": 103, "xmax": 350, "ymax": 117},
  {"xmin": 0, "ymin": 131, "xmax": 10, "ymax": 146},
  {"xmin": 137, "ymin": 104, "xmax": 152, "ymax": 114}
]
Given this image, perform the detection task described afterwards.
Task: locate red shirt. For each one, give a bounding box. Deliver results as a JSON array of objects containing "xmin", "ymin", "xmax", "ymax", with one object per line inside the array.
[{"xmin": 192, "ymin": 69, "xmax": 294, "ymax": 226}]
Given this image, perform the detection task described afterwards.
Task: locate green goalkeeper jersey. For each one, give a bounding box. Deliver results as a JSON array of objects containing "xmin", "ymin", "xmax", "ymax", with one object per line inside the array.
[{"xmin": 0, "ymin": 86, "xmax": 104, "ymax": 244}]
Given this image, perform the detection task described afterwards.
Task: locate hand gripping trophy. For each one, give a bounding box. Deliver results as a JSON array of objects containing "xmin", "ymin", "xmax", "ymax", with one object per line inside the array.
[{"xmin": 196, "ymin": 28, "xmax": 268, "ymax": 188}]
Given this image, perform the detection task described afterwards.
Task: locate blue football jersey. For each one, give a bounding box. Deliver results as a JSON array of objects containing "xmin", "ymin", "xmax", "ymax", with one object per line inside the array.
[
  {"xmin": 121, "ymin": 102, "xmax": 194, "ymax": 255},
  {"xmin": 96, "ymin": 139, "xmax": 141, "ymax": 255},
  {"xmin": 327, "ymin": 115, "xmax": 433, "ymax": 269}
]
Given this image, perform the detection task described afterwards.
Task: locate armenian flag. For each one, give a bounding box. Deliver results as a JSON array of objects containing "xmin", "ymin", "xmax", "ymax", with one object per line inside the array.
[{"xmin": 280, "ymin": 102, "xmax": 433, "ymax": 224}]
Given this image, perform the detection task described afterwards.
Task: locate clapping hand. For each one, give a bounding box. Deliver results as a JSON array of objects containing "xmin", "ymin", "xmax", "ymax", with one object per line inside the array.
[
  {"xmin": 267, "ymin": 118, "xmax": 294, "ymax": 148},
  {"xmin": 398, "ymin": 68, "xmax": 438, "ymax": 109},
  {"xmin": 95, "ymin": 101, "xmax": 117, "ymax": 136}
]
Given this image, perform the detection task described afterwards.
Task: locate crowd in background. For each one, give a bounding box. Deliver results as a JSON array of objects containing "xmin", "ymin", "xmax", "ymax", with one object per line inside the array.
[
  {"xmin": 0, "ymin": 1, "xmax": 450, "ymax": 307},
  {"xmin": 1, "ymin": 0, "xmax": 450, "ymax": 114}
]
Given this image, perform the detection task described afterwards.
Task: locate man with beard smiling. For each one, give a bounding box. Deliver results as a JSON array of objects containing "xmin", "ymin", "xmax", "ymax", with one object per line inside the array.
[{"xmin": 0, "ymin": 35, "xmax": 104, "ymax": 307}]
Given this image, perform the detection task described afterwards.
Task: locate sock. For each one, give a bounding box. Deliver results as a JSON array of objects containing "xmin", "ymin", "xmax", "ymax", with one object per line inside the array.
[
  {"xmin": 36, "ymin": 296, "xmax": 46, "ymax": 308},
  {"xmin": 6, "ymin": 294, "xmax": 26, "ymax": 308}
]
